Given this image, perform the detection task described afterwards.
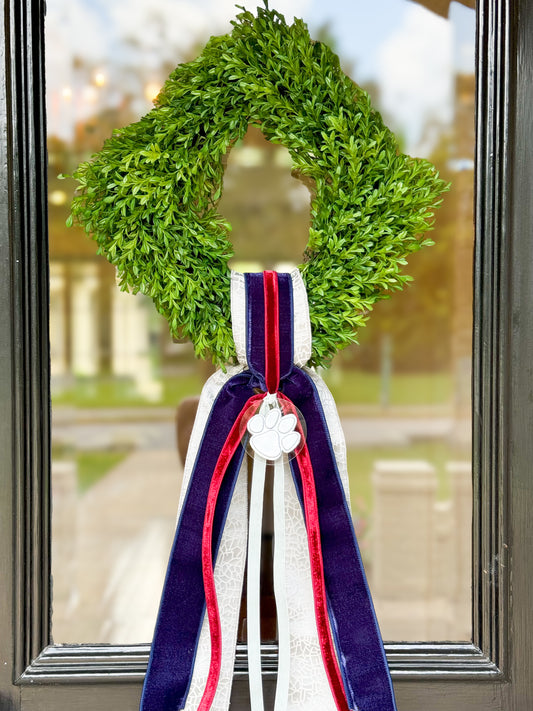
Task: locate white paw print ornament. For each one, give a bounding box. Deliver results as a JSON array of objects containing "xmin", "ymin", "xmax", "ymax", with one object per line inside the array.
[{"xmin": 247, "ymin": 407, "xmax": 301, "ymax": 461}]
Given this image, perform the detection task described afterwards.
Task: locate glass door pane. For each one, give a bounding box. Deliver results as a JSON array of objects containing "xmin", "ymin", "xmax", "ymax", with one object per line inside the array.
[{"xmin": 46, "ymin": 0, "xmax": 475, "ymax": 644}]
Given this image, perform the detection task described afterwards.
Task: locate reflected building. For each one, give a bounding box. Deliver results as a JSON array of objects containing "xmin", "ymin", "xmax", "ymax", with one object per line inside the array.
[
  {"xmin": 450, "ymin": 73, "xmax": 475, "ymax": 420},
  {"xmin": 49, "ymin": 117, "xmax": 178, "ymax": 398}
]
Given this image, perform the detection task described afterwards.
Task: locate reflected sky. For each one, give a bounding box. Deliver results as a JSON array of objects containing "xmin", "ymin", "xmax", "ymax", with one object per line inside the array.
[{"xmin": 46, "ymin": 0, "xmax": 475, "ymax": 152}]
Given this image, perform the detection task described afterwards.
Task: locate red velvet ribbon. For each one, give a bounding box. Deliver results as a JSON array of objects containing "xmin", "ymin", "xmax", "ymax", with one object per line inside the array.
[{"xmin": 263, "ymin": 270, "xmax": 280, "ymax": 393}]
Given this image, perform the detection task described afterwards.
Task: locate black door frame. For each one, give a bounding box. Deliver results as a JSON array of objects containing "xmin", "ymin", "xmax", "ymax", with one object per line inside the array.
[{"xmin": 1, "ymin": 0, "xmax": 532, "ymax": 709}]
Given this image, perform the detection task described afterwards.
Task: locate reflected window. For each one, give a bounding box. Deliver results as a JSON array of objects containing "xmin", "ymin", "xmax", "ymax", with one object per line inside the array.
[{"xmin": 47, "ymin": 0, "xmax": 475, "ymax": 644}]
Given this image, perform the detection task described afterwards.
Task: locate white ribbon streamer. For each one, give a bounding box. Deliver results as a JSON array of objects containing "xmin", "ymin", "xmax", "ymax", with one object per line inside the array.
[
  {"xmin": 273, "ymin": 456, "xmax": 290, "ymax": 711},
  {"xmin": 247, "ymin": 406, "xmax": 268, "ymax": 711}
]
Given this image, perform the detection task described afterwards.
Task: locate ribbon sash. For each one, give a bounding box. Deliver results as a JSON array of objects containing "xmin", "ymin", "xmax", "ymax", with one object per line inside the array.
[{"xmin": 141, "ymin": 271, "xmax": 397, "ymax": 711}]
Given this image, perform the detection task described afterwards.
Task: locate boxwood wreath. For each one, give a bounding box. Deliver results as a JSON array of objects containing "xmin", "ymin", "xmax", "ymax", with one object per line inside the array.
[{"xmin": 69, "ymin": 4, "xmax": 448, "ymax": 368}]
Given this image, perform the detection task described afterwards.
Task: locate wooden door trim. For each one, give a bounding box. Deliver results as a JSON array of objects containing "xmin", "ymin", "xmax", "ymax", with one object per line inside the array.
[{"xmin": 2, "ymin": 0, "xmax": 531, "ymax": 709}]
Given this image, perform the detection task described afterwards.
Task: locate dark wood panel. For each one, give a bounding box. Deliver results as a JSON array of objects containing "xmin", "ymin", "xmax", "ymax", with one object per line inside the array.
[
  {"xmin": 505, "ymin": 0, "xmax": 533, "ymax": 708},
  {"xmin": 21, "ymin": 686, "xmax": 142, "ymax": 711},
  {"xmin": 0, "ymin": 2, "xmax": 49, "ymax": 711},
  {"xmin": 17, "ymin": 642, "xmax": 500, "ymax": 683},
  {"xmin": 472, "ymin": 0, "xmax": 512, "ymax": 674},
  {"xmin": 19, "ymin": 677, "xmax": 506, "ymax": 711}
]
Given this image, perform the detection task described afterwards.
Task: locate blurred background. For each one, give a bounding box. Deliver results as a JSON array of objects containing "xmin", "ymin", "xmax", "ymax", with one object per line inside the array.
[{"xmin": 47, "ymin": 0, "xmax": 475, "ymax": 644}]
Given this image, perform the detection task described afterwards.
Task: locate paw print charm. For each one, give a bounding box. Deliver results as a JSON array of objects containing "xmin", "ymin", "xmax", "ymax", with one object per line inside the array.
[{"xmin": 247, "ymin": 407, "xmax": 301, "ymax": 460}]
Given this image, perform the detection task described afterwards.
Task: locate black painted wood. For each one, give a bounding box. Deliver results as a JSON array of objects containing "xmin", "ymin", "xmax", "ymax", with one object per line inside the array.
[
  {"xmin": 0, "ymin": 1, "xmax": 50, "ymax": 710},
  {"xmin": 503, "ymin": 0, "xmax": 533, "ymax": 708},
  {"xmin": 1, "ymin": 0, "xmax": 533, "ymax": 708},
  {"xmin": 16, "ymin": 642, "xmax": 501, "ymax": 684},
  {"xmin": 0, "ymin": 0, "xmax": 19, "ymax": 696},
  {"xmin": 472, "ymin": 0, "xmax": 511, "ymax": 675}
]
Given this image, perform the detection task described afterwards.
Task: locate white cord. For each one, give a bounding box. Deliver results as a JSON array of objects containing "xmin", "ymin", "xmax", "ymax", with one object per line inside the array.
[
  {"xmin": 247, "ymin": 400, "xmax": 268, "ymax": 711},
  {"xmin": 273, "ymin": 455, "xmax": 290, "ymax": 711}
]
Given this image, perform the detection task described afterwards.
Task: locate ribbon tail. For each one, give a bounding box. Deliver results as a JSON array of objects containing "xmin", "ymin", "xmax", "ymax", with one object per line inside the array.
[
  {"xmin": 285, "ymin": 368, "xmax": 398, "ymax": 711},
  {"xmin": 276, "ymin": 441, "xmax": 340, "ymax": 711},
  {"xmin": 247, "ymin": 450, "xmax": 267, "ymax": 711},
  {"xmin": 183, "ymin": 456, "xmax": 249, "ymax": 711},
  {"xmin": 182, "ymin": 368, "xmax": 248, "ymax": 711},
  {"xmin": 277, "ymin": 392, "xmax": 350, "ymax": 711},
  {"xmin": 199, "ymin": 393, "xmax": 265, "ymax": 711},
  {"xmin": 140, "ymin": 373, "xmax": 256, "ymax": 711},
  {"xmin": 273, "ymin": 456, "xmax": 290, "ymax": 711}
]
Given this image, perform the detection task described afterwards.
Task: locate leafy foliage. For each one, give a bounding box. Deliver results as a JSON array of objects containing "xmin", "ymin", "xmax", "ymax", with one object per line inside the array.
[{"xmin": 70, "ymin": 4, "xmax": 448, "ymax": 368}]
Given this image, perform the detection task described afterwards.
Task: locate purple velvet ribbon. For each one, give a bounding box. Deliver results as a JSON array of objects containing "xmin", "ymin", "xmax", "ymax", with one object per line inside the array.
[
  {"xmin": 245, "ymin": 272, "xmax": 294, "ymax": 387},
  {"xmin": 140, "ymin": 273, "xmax": 397, "ymax": 711}
]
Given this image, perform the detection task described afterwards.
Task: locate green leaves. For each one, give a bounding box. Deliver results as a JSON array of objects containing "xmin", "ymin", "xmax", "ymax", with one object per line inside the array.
[{"xmin": 69, "ymin": 4, "xmax": 448, "ymax": 368}]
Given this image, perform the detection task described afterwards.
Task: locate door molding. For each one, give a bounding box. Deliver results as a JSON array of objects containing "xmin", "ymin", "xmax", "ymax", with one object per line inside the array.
[{"xmin": 2, "ymin": 0, "xmax": 532, "ymax": 709}]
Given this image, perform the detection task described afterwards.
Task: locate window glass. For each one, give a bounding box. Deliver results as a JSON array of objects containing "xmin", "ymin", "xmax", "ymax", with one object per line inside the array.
[{"xmin": 47, "ymin": 0, "xmax": 475, "ymax": 644}]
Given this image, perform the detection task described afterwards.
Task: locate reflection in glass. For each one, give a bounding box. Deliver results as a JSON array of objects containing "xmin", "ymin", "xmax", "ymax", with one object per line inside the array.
[{"xmin": 47, "ymin": 0, "xmax": 475, "ymax": 644}]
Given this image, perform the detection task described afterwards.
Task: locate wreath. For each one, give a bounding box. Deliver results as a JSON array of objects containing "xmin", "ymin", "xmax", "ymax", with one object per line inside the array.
[{"xmin": 69, "ymin": 4, "xmax": 448, "ymax": 368}]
